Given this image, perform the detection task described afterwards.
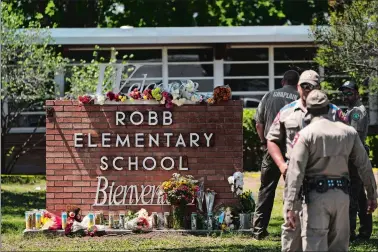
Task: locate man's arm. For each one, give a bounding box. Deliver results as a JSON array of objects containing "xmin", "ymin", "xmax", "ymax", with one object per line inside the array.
[
  {"xmin": 255, "ymin": 93, "xmax": 269, "ymax": 143},
  {"xmin": 350, "ymin": 132, "xmax": 378, "ymax": 201},
  {"xmin": 267, "ymin": 112, "xmax": 286, "ymax": 174},
  {"xmin": 284, "ymin": 132, "xmax": 309, "ymax": 211},
  {"xmin": 268, "ymin": 140, "xmax": 287, "ymax": 174}
]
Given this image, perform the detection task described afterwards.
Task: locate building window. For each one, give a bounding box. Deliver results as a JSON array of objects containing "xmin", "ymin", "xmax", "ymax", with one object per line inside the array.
[
  {"xmin": 274, "ymin": 47, "xmax": 319, "ymax": 90},
  {"xmin": 6, "ymin": 100, "xmax": 46, "ymax": 134},
  {"xmin": 232, "ymin": 94, "xmax": 266, "ymax": 108},
  {"xmin": 167, "ymin": 48, "xmax": 214, "ymax": 92},
  {"xmin": 224, "ymin": 48, "xmax": 269, "ymax": 92}
]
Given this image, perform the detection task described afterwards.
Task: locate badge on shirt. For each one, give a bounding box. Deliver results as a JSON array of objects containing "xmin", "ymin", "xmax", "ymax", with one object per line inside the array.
[{"xmin": 351, "ymin": 112, "xmax": 361, "ymax": 121}]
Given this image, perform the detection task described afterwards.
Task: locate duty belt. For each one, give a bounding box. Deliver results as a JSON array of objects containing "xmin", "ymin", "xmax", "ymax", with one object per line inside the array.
[{"xmin": 301, "ymin": 176, "xmax": 350, "ymax": 204}]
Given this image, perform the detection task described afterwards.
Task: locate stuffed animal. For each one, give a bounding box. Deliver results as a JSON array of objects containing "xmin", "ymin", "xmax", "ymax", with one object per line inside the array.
[
  {"xmin": 224, "ymin": 207, "xmax": 235, "ymax": 230},
  {"xmin": 228, "ymin": 172, "xmax": 244, "ymax": 196}
]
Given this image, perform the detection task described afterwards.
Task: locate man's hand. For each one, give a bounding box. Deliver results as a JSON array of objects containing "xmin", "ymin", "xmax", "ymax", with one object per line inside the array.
[
  {"xmin": 279, "ymin": 162, "xmax": 288, "ymax": 176},
  {"xmin": 286, "ymin": 210, "xmax": 296, "ymax": 230},
  {"xmin": 367, "ymin": 199, "xmax": 377, "ymax": 214}
]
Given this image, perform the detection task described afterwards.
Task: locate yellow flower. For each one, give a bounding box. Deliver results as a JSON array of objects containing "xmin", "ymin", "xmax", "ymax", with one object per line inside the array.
[
  {"xmin": 143, "ymin": 95, "xmax": 148, "ymax": 100},
  {"xmin": 130, "ymin": 97, "xmax": 134, "ymax": 102},
  {"xmin": 121, "ymin": 97, "xmax": 127, "ymax": 102}
]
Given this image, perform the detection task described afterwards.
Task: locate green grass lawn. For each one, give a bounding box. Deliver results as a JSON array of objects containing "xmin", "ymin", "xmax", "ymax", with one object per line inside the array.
[{"xmin": 1, "ymin": 175, "xmax": 378, "ymax": 251}]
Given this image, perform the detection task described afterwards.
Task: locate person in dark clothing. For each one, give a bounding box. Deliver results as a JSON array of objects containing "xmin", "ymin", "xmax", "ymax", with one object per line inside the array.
[
  {"xmin": 252, "ymin": 70, "xmax": 299, "ymax": 240},
  {"xmin": 339, "ymin": 80, "xmax": 373, "ymax": 241}
]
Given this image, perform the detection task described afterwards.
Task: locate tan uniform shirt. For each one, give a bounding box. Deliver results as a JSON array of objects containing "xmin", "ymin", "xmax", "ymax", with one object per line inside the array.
[
  {"xmin": 266, "ymin": 99, "xmax": 348, "ymax": 159},
  {"xmin": 346, "ymin": 100, "xmax": 369, "ymax": 144},
  {"xmin": 285, "ymin": 116, "xmax": 378, "ymax": 211}
]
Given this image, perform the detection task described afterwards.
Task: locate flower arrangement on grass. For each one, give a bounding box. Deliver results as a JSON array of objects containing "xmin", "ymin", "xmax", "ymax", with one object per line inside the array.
[{"xmin": 160, "ymin": 173, "xmax": 199, "ymax": 229}]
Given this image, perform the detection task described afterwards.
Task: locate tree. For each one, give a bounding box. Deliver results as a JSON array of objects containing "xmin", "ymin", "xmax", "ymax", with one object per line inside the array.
[
  {"xmin": 8, "ymin": 0, "xmax": 329, "ymax": 28},
  {"xmin": 311, "ymin": 0, "xmax": 378, "ymax": 91},
  {"xmin": 0, "ymin": 2, "xmax": 67, "ymax": 173}
]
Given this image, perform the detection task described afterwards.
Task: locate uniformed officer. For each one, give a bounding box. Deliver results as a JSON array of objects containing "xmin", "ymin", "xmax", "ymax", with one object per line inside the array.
[
  {"xmin": 252, "ymin": 70, "xmax": 299, "ymax": 240},
  {"xmin": 285, "ymin": 90, "xmax": 377, "ymax": 251},
  {"xmin": 266, "ymin": 70, "xmax": 348, "ymax": 251},
  {"xmin": 339, "ymin": 80, "xmax": 372, "ymax": 241}
]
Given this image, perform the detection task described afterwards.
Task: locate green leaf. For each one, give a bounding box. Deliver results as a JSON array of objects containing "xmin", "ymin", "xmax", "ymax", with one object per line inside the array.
[{"xmin": 35, "ymin": 12, "xmax": 43, "ymax": 20}]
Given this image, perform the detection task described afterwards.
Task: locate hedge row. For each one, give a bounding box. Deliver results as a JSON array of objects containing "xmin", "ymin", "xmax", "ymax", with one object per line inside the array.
[{"xmin": 243, "ymin": 109, "xmax": 378, "ymax": 171}]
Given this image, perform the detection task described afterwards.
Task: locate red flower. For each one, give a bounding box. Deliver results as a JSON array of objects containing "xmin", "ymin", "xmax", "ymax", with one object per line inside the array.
[
  {"xmin": 78, "ymin": 95, "xmax": 92, "ymax": 104},
  {"xmin": 106, "ymin": 91, "xmax": 115, "ymax": 101},
  {"xmin": 114, "ymin": 93, "xmax": 120, "ymax": 101}
]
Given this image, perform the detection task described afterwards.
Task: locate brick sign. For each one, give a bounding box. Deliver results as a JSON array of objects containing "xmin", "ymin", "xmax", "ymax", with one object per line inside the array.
[{"xmin": 45, "ymin": 100, "xmax": 243, "ymax": 214}]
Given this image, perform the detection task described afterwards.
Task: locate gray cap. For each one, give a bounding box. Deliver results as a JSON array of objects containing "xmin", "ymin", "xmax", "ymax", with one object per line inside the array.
[
  {"xmin": 306, "ymin": 90, "xmax": 329, "ymax": 109},
  {"xmin": 298, "ymin": 70, "xmax": 320, "ymax": 86}
]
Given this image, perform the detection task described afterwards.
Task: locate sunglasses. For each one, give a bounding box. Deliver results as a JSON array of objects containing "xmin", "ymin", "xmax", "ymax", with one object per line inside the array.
[
  {"xmin": 300, "ymin": 83, "xmax": 317, "ymax": 91},
  {"xmin": 342, "ymin": 91, "xmax": 354, "ymax": 97}
]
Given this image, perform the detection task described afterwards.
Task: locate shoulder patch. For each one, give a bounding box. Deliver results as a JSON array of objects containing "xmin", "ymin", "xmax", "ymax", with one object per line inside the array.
[
  {"xmin": 351, "ymin": 111, "xmax": 361, "ymax": 121},
  {"xmin": 336, "ymin": 109, "xmax": 349, "ymax": 124},
  {"xmin": 280, "ymin": 100, "xmax": 297, "ymax": 112},
  {"xmin": 329, "ymin": 104, "xmax": 337, "ymax": 111}
]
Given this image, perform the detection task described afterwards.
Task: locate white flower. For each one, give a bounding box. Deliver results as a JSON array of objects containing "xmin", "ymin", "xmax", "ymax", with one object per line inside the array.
[
  {"xmin": 171, "ymin": 89, "xmax": 180, "ymax": 100},
  {"xmin": 191, "ymin": 94, "xmax": 200, "ymax": 103},
  {"xmin": 173, "ymin": 98, "xmax": 186, "ymax": 106},
  {"xmin": 160, "ymin": 97, "xmax": 166, "ymax": 104},
  {"xmin": 185, "ymin": 80, "xmax": 195, "ymax": 92},
  {"xmin": 96, "ymin": 95, "xmax": 106, "ymax": 105},
  {"xmin": 137, "ymin": 208, "xmax": 149, "ymax": 218}
]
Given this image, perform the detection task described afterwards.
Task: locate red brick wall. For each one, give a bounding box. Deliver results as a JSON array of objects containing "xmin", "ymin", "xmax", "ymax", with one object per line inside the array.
[{"xmin": 45, "ymin": 100, "xmax": 243, "ymax": 215}]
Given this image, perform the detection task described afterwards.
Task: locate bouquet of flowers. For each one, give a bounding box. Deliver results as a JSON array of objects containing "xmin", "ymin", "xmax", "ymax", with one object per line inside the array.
[
  {"xmin": 213, "ymin": 85, "xmax": 232, "ymax": 103},
  {"xmin": 78, "ymin": 95, "xmax": 94, "ymax": 105},
  {"xmin": 128, "ymin": 88, "xmax": 142, "ymax": 100},
  {"xmin": 160, "ymin": 173, "xmax": 199, "ymax": 206},
  {"xmin": 238, "ymin": 190, "xmax": 255, "ymax": 214},
  {"xmin": 160, "ymin": 173, "xmax": 199, "ymax": 229},
  {"xmin": 143, "ymin": 88, "xmax": 153, "ymax": 100}
]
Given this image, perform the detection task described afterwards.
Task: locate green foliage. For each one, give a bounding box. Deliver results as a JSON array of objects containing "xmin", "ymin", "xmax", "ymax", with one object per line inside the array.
[
  {"xmin": 366, "ymin": 135, "xmax": 378, "ymax": 168},
  {"xmin": 8, "ymin": 0, "xmax": 330, "ymax": 28},
  {"xmin": 243, "ymin": 109, "xmax": 263, "ymax": 171},
  {"xmin": 0, "ymin": 2, "xmax": 68, "ymax": 173},
  {"xmin": 1, "ymin": 175, "xmax": 46, "ymax": 184},
  {"xmin": 312, "ymin": 0, "xmax": 378, "ymax": 92},
  {"xmin": 64, "ymin": 47, "xmax": 126, "ymax": 98}
]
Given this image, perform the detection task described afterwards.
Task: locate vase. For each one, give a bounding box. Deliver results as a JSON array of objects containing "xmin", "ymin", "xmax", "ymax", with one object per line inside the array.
[
  {"xmin": 239, "ymin": 213, "xmax": 252, "ymax": 230},
  {"xmin": 171, "ymin": 204, "xmax": 187, "ymax": 230}
]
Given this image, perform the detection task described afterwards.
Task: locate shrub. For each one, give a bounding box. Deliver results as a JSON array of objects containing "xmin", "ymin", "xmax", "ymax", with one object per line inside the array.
[
  {"xmin": 366, "ymin": 135, "xmax": 378, "ymax": 168},
  {"xmin": 1, "ymin": 175, "xmax": 46, "ymax": 184},
  {"xmin": 243, "ymin": 109, "xmax": 263, "ymax": 171}
]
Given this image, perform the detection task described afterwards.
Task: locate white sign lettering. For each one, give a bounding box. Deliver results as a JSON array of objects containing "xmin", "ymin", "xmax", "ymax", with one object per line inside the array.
[
  {"xmin": 74, "ymin": 110, "xmax": 215, "ymax": 206},
  {"xmin": 94, "ymin": 176, "xmax": 168, "ymax": 206}
]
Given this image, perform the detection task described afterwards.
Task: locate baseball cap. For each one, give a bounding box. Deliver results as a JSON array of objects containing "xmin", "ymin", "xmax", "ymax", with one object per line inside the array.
[
  {"xmin": 338, "ymin": 80, "xmax": 358, "ymax": 91},
  {"xmin": 306, "ymin": 90, "xmax": 329, "ymax": 109},
  {"xmin": 298, "ymin": 70, "xmax": 320, "ymax": 87}
]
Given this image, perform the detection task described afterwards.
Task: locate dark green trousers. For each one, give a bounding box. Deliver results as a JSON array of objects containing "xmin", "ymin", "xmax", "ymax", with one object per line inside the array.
[
  {"xmin": 252, "ymin": 148, "xmax": 281, "ymax": 237},
  {"xmin": 349, "ymin": 164, "xmax": 373, "ymax": 239}
]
